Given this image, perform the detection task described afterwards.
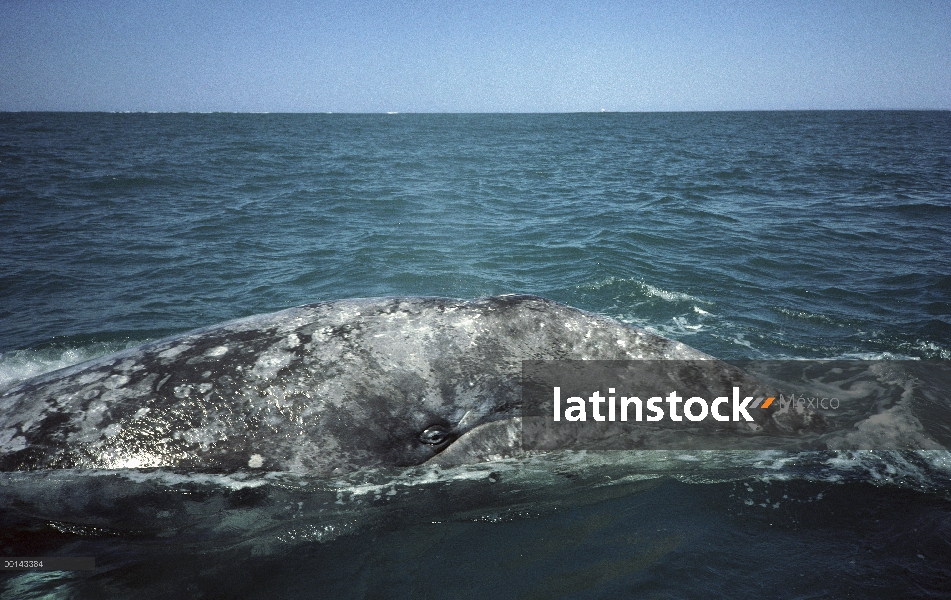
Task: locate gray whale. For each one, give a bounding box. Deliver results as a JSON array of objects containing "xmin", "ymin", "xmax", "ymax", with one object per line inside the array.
[{"xmin": 0, "ymin": 295, "xmax": 722, "ymax": 475}]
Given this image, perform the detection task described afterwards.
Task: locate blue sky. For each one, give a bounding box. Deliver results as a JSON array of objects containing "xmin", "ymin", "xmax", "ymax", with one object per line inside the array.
[{"xmin": 1, "ymin": 0, "xmax": 949, "ymax": 112}]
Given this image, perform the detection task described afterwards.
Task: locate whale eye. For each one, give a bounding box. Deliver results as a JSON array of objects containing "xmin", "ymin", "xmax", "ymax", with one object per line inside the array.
[{"xmin": 419, "ymin": 425, "xmax": 451, "ymax": 446}]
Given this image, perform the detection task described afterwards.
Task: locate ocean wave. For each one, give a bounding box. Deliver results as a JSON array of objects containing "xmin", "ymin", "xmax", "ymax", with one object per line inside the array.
[
  {"xmin": 0, "ymin": 341, "xmax": 142, "ymax": 390},
  {"xmin": 906, "ymin": 340, "xmax": 951, "ymax": 360},
  {"xmin": 772, "ymin": 306, "xmax": 847, "ymax": 327},
  {"xmin": 579, "ymin": 277, "xmax": 709, "ymax": 304}
]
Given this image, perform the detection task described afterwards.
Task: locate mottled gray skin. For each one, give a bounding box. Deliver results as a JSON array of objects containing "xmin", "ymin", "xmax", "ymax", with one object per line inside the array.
[{"xmin": 0, "ymin": 295, "xmax": 712, "ymax": 475}]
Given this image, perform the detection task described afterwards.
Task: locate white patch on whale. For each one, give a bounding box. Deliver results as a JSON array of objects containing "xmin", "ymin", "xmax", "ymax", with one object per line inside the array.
[
  {"xmin": 0, "ymin": 428, "xmax": 26, "ymax": 452},
  {"xmin": 104, "ymin": 374, "xmax": 130, "ymax": 389},
  {"xmin": 158, "ymin": 344, "xmax": 192, "ymax": 360},
  {"xmin": 77, "ymin": 370, "xmax": 109, "ymax": 385},
  {"xmin": 252, "ymin": 346, "xmax": 295, "ymax": 380}
]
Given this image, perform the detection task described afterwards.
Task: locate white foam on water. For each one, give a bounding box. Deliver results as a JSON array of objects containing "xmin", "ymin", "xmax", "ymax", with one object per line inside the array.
[
  {"xmin": 912, "ymin": 340, "xmax": 951, "ymax": 359},
  {"xmin": 817, "ymin": 363, "xmax": 947, "ymax": 452},
  {"xmin": 835, "ymin": 351, "xmax": 920, "ymax": 360},
  {"xmin": 578, "ymin": 275, "xmax": 623, "ymax": 291},
  {"xmin": 0, "ymin": 341, "xmax": 143, "ymax": 390},
  {"xmin": 578, "ymin": 277, "xmax": 710, "ymax": 305},
  {"xmin": 774, "ymin": 306, "xmax": 840, "ymax": 325},
  {"xmin": 617, "ymin": 315, "xmax": 707, "ymax": 339},
  {"xmin": 730, "ymin": 333, "xmax": 754, "ymax": 349},
  {"xmin": 640, "ymin": 282, "xmax": 701, "ymax": 303},
  {"xmin": 818, "ymin": 450, "xmax": 951, "ymax": 486}
]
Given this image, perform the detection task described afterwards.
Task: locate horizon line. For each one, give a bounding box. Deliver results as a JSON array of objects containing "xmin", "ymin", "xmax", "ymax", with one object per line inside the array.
[{"xmin": 2, "ymin": 108, "xmax": 949, "ymax": 115}]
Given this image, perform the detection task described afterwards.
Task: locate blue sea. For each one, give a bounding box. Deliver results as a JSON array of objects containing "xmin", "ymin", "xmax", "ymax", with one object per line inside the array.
[{"xmin": 1, "ymin": 111, "xmax": 950, "ymax": 598}]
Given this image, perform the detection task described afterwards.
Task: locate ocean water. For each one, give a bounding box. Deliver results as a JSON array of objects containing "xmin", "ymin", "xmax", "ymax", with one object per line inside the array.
[{"xmin": 1, "ymin": 111, "xmax": 950, "ymax": 598}]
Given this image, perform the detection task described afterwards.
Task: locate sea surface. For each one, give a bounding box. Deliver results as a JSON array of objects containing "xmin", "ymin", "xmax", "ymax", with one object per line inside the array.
[{"xmin": 1, "ymin": 111, "xmax": 950, "ymax": 598}]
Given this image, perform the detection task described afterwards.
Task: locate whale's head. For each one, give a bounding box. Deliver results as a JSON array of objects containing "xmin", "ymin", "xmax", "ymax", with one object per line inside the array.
[{"xmin": 241, "ymin": 294, "xmax": 715, "ymax": 474}]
